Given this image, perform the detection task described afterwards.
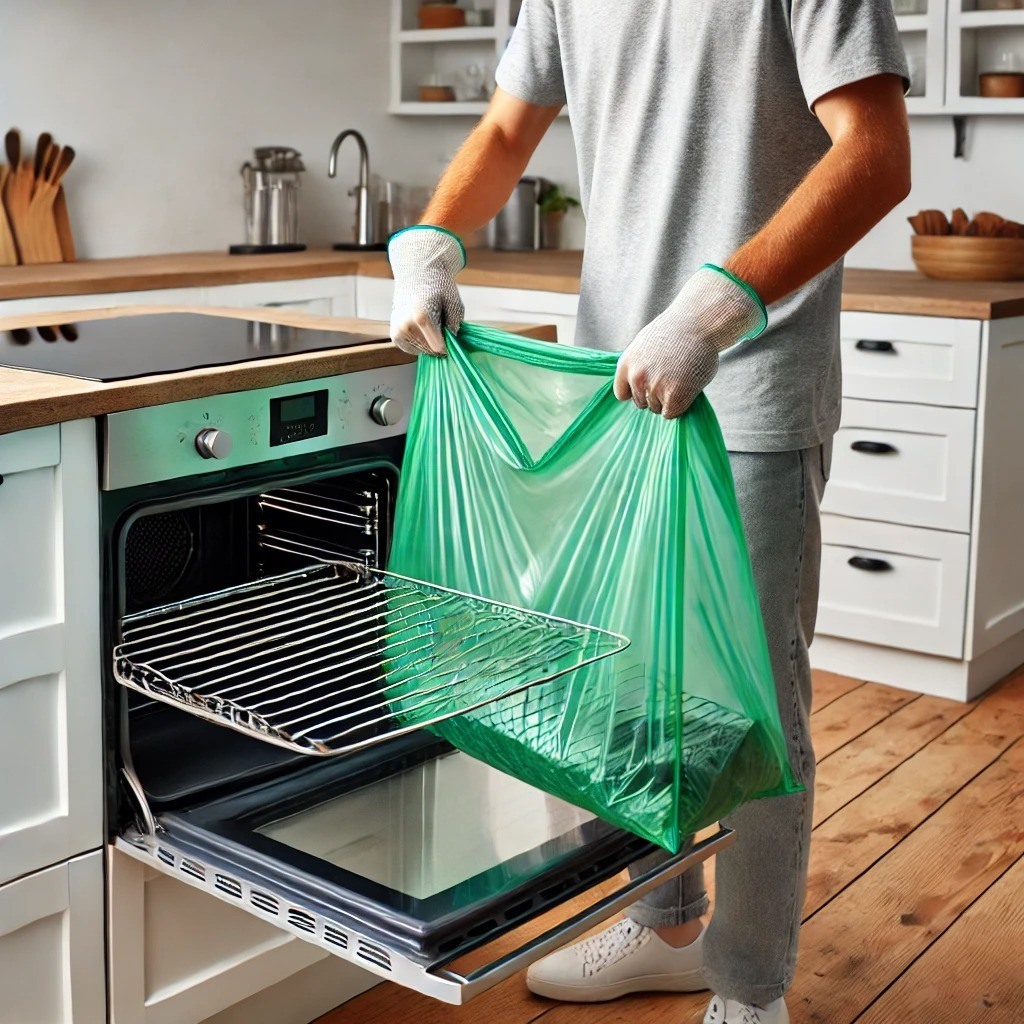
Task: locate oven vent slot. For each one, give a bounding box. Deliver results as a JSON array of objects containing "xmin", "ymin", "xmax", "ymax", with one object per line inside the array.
[
  {"xmin": 287, "ymin": 908, "xmax": 317, "ymax": 934},
  {"xmin": 251, "ymin": 891, "xmax": 280, "ymax": 916},
  {"xmin": 356, "ymin": 940, "xmax": 392, "ymax": 972},
  {"xmin": 180, "ymin": 858, "xmax": 206, "ymax": 882},
  {"xmin": 156, "ymin": 847, "xmax": 175, "ymax": 867},
  {"xmin": 113, "ymin": 561, "xmax": 625, "ymax": 757},
  {"xmin": 215, "ymin": 873, "xmax": 243, "ymax": 899},
  {"xmin": 324, "ymin": 924, "xmax": 349, "ymax": 950}
]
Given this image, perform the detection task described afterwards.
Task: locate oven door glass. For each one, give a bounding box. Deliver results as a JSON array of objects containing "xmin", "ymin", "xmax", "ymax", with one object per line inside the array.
[{"xmin": 116, "ymin": 730, "xmax": 727, "ymax": 1004}]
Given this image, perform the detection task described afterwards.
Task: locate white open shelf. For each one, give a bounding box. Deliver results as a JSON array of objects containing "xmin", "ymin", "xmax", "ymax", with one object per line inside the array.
[
  {"xmin": 390, "ymin": 0, "xmax": 532, "ymax": 116},
  {"xmin": 896, "ymin": 13, "xmax": 931, "ymax": 31},
  {"xmin": 960, "ymin": 8, "xmax": 1024, "ymax": 28},
  {"xmin": 399, "ymin": 27, "xmax": 503, "ymax": 43}
]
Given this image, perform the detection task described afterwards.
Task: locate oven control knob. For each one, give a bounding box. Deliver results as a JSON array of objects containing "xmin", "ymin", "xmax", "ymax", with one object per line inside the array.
[
  {"xmin": 369, "ymin": 395, "xmax": 402, "ymax": 427},
  {"xmin": 195, "ymin": 427, "xmax": 232, "ymax": 460}
]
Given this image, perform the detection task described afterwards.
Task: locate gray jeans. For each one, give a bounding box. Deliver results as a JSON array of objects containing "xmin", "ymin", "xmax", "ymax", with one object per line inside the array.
[{"xmin": 627, "ymin": 443, "xmax": 830, "ymax": 1007}]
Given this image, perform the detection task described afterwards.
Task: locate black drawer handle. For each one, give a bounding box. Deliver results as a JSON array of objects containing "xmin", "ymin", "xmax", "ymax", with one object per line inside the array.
[
  {"xmin": 855, "ymin": 339, "xmax": 895, "ymax": 353},
  {"xmin": 851, "ymin": 440, "xmax": 897, "ymax": 455},
  {"xmin": 848, "ymin": 555, "xmax": 893, "ymax": 572}
]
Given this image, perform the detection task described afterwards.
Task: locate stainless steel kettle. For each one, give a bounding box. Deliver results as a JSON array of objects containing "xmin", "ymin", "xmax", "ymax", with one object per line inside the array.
[
  {"xmin": 230, "ymin": 146, "xmax": 307, "ymax": 254},
  {"xmin": 493, "ymin": 176, "xmax": 551, "ymax": 251}
]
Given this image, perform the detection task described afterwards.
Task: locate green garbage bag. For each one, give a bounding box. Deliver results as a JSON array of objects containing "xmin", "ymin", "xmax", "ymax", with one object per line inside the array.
[{"xmin": 388, "ymin": 323, "xmax": 800, "ymax": 852}]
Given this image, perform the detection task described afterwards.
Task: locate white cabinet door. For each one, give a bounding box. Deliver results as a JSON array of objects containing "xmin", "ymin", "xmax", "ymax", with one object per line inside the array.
[
  {"xmin": 108, "ymin": 848, "xmax": 375, "ymax": 1024},
  {"xmin": 0, "ymin": 852, "xmax": 105, "ymax": 1024},
  {"xmin": 0, "ymin": 287, "xmax": 202, "ymax": 320},
  {"xmin": 817, "ymin": 514, "xmax": 970, "ymax": 659},
  {"xmin": 839, "ymin": 312, "xmax": 981, "ymax": 408},
  {"xmin": 822, "ymin": 399, "xmax": 976, "ymax": 532},
  {"xmin": 460, "ymin": 283, "xmax": 579, "ymax": 343},
  {"xmin": 204, "ymin": 277, "xmax": 357, "ymax": 318},
  {"xmin": 355, "ymin": 276, "xmax": 580, "ymax": 341},
  {"xmin": 355, "ymin": 275, "xmax": 394, "ymax": 321},
  {"xmin": 0, "ymin": 422, "xmax": 103, "ymax": 886}
]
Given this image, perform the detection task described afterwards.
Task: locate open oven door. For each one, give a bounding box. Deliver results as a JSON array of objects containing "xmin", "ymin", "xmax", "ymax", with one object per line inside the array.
[{"xmin": 115, "ymin": 726, "xmax": 731, "ymax": 1005}]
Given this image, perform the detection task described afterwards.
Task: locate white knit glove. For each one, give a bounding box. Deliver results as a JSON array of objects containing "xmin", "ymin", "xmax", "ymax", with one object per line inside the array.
[
  {"xmin": 613, "ymin": 265, "xmax": 767, "ymax": 419},
  {"xmin": 387, "ymin": 226, "xmax": 466, "ymax": 356}
]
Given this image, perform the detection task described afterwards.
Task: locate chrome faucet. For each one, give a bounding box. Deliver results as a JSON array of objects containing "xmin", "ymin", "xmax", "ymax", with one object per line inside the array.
[{"xmin": 328, "ymin": 129, "xmax": 372, "ymax": 247}]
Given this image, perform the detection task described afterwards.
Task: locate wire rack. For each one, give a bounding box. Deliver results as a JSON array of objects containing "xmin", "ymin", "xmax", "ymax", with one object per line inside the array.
[{"xmin": 113, "ymin": 562, "xmax": 628, "ymax": 756}]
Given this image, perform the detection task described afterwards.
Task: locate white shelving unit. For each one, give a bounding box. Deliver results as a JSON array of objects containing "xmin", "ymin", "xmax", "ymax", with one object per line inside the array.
[
  {"xmin": 948, "ymin": 1, "xmax": 1024, "ymax": 113},
  {"xmin": 389, "ymin": 0, "xmax": 521, "ymax": 115},
  {"xmin": 895, "ymin": 2, "xmax": 948, "ymax": 113}
]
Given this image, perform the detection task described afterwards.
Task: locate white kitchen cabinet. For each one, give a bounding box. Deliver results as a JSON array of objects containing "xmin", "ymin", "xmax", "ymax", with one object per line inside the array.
[
  {"xmin": 355, "ymin": 274, "xmax": 579, "ymax": 341},
  {"xmin": 0, "ymin": 421, "xmax": 102, "ymax": 886},
  {"xmin": 0, "ymin": 287, "xmax": 202, "ymax": 320},
  {"xmin": 813, "ymin": 311, "xmax": 1024, "ymax": 701},
  {"xmin": 203, "ymin": 276, "xmax": 357, "ymax": 318},
  {"xmin": 0, "ymin": 851, "xmax": 105, "ymax": 1024},
  {"xmin": 108, "ymin": 849, "xmax": 376, "ymax": 1024}
]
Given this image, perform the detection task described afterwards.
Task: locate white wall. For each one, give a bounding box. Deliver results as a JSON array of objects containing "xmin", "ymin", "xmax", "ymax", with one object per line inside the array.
[
  {"xmin": 0, "ymin": 0, "xmax": 580, "ymax": 258},
  {"xmin": 2, "ymin": 1, "xmax": 1019, "ymax": 266},
  {"xmin": 847, "ymin": 116, "xmax": 1024, "ymax": 270}
]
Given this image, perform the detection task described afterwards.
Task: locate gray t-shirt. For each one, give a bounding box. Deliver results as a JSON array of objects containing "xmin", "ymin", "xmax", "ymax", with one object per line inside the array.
[{"xmin": 496, "ymin": 0, "xmax": 907, "ymax": 451}]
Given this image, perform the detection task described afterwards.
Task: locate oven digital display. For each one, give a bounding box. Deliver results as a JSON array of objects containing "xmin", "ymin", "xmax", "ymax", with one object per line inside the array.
[{"xmin": 270, "ymin": 390, "xmax": 328, "ymax": 446}]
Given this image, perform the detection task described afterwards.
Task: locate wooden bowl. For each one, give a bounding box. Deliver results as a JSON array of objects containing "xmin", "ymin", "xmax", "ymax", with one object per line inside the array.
[
  {"xmin": 912, "ymin": 235, "xmax": 1024, "ymax": 281},
  {"xmin": 418, "ymin": 84, "xmax": 456, "ymax": 102},
  {"xmin": 418, "ymin": 4, "xmax": 465, "ymax": 28},
  {"xmin": 979, "ymin": 72, "xmax": 1024, "ymax": 98}
]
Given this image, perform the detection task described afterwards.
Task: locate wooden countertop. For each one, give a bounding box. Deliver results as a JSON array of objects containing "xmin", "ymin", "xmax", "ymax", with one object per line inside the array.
[
  {"xmin": 2, "ymin": 248, "xmax": 1024, "ymax": 318},
  {"xmin": 0, "ymin": 305, "xmax": 554, "ymax": 436}
]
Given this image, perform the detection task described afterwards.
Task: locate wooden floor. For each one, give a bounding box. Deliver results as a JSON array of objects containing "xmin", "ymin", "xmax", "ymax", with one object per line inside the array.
[{"xmin": 316, "ymin": 668, "xmax": 1024, "ymax": 1024}]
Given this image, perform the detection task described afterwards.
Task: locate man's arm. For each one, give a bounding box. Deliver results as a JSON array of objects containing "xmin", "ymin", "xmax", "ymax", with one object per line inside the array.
[
  {"xmin": 422, "ymin": 87, "xmax": 563, "ymax": 237},
  {"xmin": 726, "ymin": 73, "xmax": 910, "ymax": 304},
  {"xmin": 386, "ymin": 87, "xmax": 559, "ymax": 355},
  {"xmin": 615, "ymin": 72, "xmax": 910, "ymax": 417}
]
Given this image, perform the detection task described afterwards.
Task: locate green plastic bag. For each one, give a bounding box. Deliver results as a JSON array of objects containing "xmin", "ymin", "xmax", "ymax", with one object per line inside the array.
[{"xmin": 389, "ymin": 323, "xmax": 800, "ymax": 852}]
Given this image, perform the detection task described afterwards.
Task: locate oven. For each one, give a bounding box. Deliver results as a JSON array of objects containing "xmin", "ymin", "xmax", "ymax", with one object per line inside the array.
[{"xmin": 100, "ymin": 361, "xmax": 729, "ymax": 1005}]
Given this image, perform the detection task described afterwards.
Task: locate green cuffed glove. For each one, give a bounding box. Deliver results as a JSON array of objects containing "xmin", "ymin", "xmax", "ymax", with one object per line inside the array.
[
  {"xmin": 613, "ymin": 264, "xmax": 768, "ymax": 419},
  {"xmin": 387, "ymin": 225, "xmax": 467, "ymax": 357}
]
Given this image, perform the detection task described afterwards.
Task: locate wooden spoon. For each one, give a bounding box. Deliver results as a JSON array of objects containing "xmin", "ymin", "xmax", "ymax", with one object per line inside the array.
[{"xmin": 0, "ymin": 164, "xmax": 19, "ymax": 265}]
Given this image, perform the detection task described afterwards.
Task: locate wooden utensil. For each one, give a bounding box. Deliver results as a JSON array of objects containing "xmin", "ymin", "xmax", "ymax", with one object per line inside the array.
[
  {"xmin": 21, "ymin": 144, "xmax": 73, "ymax": 264},
  {"xmin": 53, "ymin": 186, "xmax": 75, "ymax": 260},
  {"xmin": 33, "ymin": 132, "xmax": 52, "ymax": 181},
  {"xmin": 4, "ymin": 156, "xmax": 39, "ymax": 262},
  {"xmin": 0, "ymin": 164, "xmax": 19, "ymax": 265}
]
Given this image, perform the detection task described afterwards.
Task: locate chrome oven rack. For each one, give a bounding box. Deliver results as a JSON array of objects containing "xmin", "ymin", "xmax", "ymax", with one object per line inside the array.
[
  {"xmin": 256, "ymin": 473, "xmax": 392, "ymax": 569},
  {"xmin": 113, "ymin": 562, "xmax": 628, "ymax": 757}
]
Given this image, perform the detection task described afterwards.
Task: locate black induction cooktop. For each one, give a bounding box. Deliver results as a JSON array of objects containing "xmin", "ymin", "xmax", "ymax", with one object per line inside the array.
[{"xmin": 0, "ymin": 313, "xmax": 390, "ymax": 382}]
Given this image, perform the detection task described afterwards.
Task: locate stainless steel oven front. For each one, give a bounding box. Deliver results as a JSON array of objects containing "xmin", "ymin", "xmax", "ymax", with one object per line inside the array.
[{"xmin": 99, "ymin": 363, "xmax": 730, "ymax": 1005}]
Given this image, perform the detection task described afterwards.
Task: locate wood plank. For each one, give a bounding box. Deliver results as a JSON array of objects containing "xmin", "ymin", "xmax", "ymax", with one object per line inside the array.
[
  {"xmin": 0, "ymin": 248, "xmax": 363, "ymax": 300},
  {"xmin": 813, "ymin": 694, "xmax": 975, "ymax": 826},
  {"xmin": 811, "ymin": 671, "xmax": 863, "ymax": 714},
  {"xmin": 806, "ymin": 673, "xmax": 1024, "ymax": 917},
  {"xmin": 841, "ymin": 267, "xmax": 1024, "ymax": 320},
  {"xmin": 2, "ymin": 249, "xmax": 1022, "ymax": 317},
  {"xmin": 852, "ymin": 853, "xmax": 1024, "ymax": 1024},
  {"xmin": 809, "ymin": 683, "xmax": 917, "ymax": 761},
  {"xmin": 0, "ymin": 306, "xmax": 556, "ymax": 436},
  {"xmin": 793, "ymin": 739, "xmax": 1024, "ymax": 1024}
]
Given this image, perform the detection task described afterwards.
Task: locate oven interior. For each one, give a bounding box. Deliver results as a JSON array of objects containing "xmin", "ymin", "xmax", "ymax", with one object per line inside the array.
[
  {"xmin": 105, "ymin": 448, "xmax": 661, "ymax": 969},
  {"xmin": 112, "ymin": 458, "xmax": 400, "ymax": 814}
]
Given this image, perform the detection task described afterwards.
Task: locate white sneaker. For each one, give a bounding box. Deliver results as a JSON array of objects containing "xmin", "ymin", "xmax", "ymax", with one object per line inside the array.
[
  {"xmin": 704, "ymin": 994, "xmax": 789, "ymax": 1024},
  {"xmin": 525, "ymin": 919, "xmax": 707, "ymax": 1002}
]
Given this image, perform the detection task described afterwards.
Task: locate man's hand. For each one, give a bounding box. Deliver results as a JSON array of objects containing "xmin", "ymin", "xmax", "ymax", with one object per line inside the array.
[
  {"xmin": 387, "ymin": 226, "xmax": 467, "ymax": 356},
  {"xmin": 613, "ymin": 266, "xmax": 767, "ymax": 418}
]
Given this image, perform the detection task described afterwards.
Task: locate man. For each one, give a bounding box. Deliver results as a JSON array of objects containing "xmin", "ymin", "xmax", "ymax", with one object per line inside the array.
[{"xmin": 387, "ymin": 2, "xmax": 911, "ymax": 1021}]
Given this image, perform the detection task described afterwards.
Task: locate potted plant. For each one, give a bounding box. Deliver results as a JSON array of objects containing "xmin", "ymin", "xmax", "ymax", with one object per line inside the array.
[{"xmin": 539, "ymin": 183, "xmax": 580, "ymax": 250}]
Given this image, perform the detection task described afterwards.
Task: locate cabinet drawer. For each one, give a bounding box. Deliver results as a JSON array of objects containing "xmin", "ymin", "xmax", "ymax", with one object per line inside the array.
[
  {"xmin": 0, "ymin": 451, "xmax": 60, "ymax": 638},
  {"xmin": 822, "ymin": 400, "xmax": 975, "ymax": 532},
  {"xmin": 840, "ymin": 312, "xmax": 981, "ymax": 408},
  {"xmin": 817, "ymin": 515, "xmax": 969, "ymax": 658}
]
